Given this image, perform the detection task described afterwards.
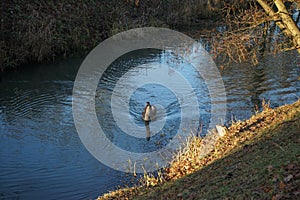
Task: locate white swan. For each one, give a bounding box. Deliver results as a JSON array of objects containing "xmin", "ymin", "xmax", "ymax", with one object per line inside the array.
[{"xmin": 142, "ymin": 102, "xmax": 157, "ymax": 122}]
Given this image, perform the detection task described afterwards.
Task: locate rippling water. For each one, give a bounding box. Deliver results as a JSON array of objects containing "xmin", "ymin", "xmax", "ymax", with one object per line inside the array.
[
  {"xmin": 0, "ymin": 49, "xmax": 299, "ymax": 199},
  {"xmin": 96, "ymin": 49, "xmax": 210, "ymax": 155},
  {"xmin": 0, "ymin": 60, "xmax": 132, "ymax": 199}
]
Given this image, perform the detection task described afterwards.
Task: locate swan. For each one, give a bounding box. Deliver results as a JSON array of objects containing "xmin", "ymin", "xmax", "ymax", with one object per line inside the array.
[{"xmin": 142, "ymin": 102, "xmax": 156, "ymax": 122}]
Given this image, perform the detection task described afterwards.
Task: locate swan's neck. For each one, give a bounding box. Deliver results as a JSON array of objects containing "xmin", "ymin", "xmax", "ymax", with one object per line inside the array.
[{"xmin": 144, "ymin": 106, "xmax": 151, "ymax": 121}]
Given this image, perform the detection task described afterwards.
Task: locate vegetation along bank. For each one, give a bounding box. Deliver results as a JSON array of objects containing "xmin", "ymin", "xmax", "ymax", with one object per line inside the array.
[
  {"xmin": 1, "ymin": 0, "xmax": 229, "ymax": 72},
  {"xmin": 98, "ymin": 100, "xmax": 300, "ymax": 199}
]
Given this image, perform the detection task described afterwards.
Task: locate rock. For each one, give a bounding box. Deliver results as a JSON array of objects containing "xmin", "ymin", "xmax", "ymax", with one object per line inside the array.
[{"xmin": 216, "ymin": 125, "xmax": 227, "ymax": 137}]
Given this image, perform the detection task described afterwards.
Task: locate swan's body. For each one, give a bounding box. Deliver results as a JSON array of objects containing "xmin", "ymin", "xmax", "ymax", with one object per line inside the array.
[{"xmin": 142, "ymin": 102, "xmax": 156, "ymax": 122}]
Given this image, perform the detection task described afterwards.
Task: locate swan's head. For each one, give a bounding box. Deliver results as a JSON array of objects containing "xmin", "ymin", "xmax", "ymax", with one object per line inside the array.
[{"xmin": 146, "ymin": 102, "xmax": 151, "ymax": 107}]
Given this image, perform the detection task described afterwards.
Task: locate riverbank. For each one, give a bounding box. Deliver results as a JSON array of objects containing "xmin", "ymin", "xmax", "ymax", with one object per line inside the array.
[
  {"xmin": 1, "ymin": 0, "xmax": 229, "ymax": 72},
  {"xmin": 98, "ymin": 99, "xmax": 300, "ymax": 199}
]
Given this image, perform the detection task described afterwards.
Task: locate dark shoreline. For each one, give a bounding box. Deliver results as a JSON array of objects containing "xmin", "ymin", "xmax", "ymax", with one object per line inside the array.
[{"xmin": 1, "ymin": 1, "xmax": 225, "ymax": 72}]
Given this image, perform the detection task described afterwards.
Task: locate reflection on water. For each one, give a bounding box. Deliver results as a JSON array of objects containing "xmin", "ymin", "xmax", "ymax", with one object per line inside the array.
[
  {"xmin": 0, "ymin": 59, "xmax": 132, "ymax": 199},
  {"xmin": 96, "ymin": 49, "xmax": 207, "ymax": 155},
  {"xmin": 222, "ymin": 51, "xmax": 300, "ymax": 120},
  {"xmin": 145, "ymin": 121, "xmax": 151, "ymax": 141},
  {"xmin": 0, "ymin": 48, "xmax": 299, "ymax": 199}
]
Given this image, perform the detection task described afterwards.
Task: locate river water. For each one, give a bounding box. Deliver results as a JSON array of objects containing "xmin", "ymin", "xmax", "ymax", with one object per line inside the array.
[{"xmin": 0, "ymin": 48, "xmax": 299, "ymax": 199}]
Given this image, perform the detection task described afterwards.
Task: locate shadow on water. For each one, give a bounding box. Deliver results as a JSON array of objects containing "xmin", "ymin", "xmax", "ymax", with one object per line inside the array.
[
  {"xmin": 0, "ymin": 58, "xmax": 136, "ymax": 199},
  {"xmin": 222, "ymin": 51, "xmax": 300, "ymax": 121},
  {"xmin": 0, "ymin": 48, "xmax": 299, "ymax": 199}
]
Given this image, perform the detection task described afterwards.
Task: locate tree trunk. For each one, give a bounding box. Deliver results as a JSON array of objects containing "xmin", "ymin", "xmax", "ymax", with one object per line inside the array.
[
  {"xmin": 274, "ymin": 0, "xmax": 300, "ymax": 53},
  {"xmin": 257, "ymin": 0, "xmax": 300, "ymax": 53}
]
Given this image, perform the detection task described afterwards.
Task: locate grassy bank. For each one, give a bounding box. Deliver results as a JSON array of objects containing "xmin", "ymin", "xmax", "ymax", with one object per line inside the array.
[
  {"xmin": 98, "ymin": 99, "xmax": 300, "ymax": 199},
  {"xmin": 1, "ymin": 0, "xmax": 228, "ymax": 72}
]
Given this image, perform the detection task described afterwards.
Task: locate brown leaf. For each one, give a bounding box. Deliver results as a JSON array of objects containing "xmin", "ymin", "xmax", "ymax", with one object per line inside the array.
[
  {"xmin": 263, "ymin": 186, "xmax": 272, "ymax": 193},
  {"xmin": 272, "ymin": 194, "xmax": 282, "ymax": 200},
  {"xmin": 279, "ymin": 181, "xmax": 285, "ymax": 190}
]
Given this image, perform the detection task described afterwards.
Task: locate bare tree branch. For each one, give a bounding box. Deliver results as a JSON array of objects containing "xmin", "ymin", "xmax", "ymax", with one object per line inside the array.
[{"xmin": 212, "ymin": 0, "xmax": 300, "ymax": 64}]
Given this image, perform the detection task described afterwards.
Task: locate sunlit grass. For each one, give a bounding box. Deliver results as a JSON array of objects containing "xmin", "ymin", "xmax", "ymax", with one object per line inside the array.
[{"xmin": 98, "ymin": 99, "xmax": 300, "ymax": 199}]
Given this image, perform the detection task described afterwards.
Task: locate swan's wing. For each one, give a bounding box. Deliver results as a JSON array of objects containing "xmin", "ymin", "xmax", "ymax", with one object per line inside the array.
[
  {"xmin": 149, "ymin": 106, "xmax": 157, "ymax": 121},
  {"xmin": 150, "ymin": 106, "xmax": 157, "ymax": 115}
]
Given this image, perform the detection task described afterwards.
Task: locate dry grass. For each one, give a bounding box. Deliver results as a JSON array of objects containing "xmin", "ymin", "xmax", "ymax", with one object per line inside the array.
[
  {"xmin": 161, "ymin": 99, "xmax": 299, "ymax": 182},
  {"xmin": 1, "ymin": 0, "xmax": 225, "ymax": 71},
  {"xmin": 98, "ymin": 99, "xmax": 300, "ymax": 199}
]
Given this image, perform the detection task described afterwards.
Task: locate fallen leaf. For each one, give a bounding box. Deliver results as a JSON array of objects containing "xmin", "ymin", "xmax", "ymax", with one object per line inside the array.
[
  {"xmin": 272, "ymin": 194, "xmax": 282, "ymax": 200},
  {"xmin": 279, "ymin": 181, "xmax": 285, "ymax": 190}
]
